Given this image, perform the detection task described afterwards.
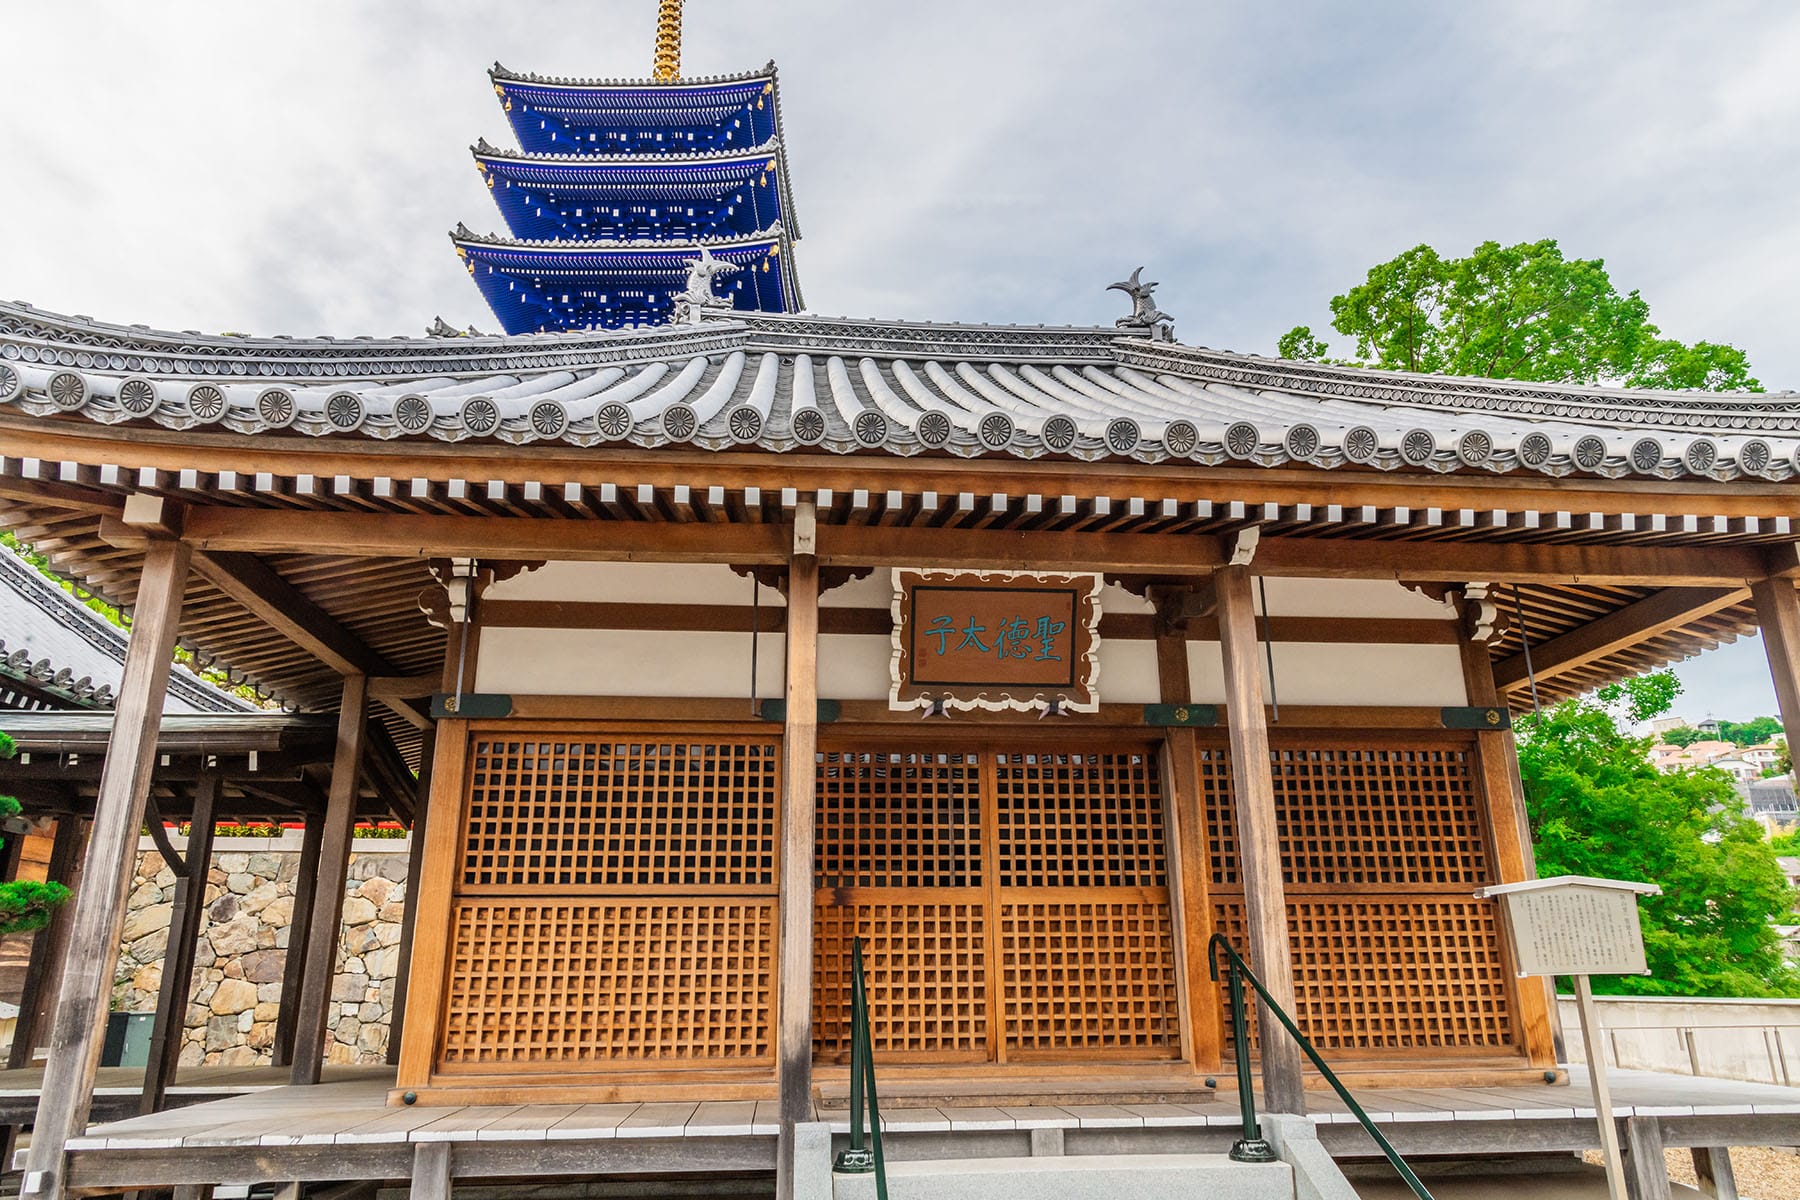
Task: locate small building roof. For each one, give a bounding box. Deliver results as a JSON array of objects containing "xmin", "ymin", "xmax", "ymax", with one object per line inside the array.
[{"xmin": 0, "ymin": 546, "xmax": 254, "ymax": 714}]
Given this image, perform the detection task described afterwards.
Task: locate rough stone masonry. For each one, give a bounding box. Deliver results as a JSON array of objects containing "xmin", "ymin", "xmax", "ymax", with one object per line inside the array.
[{"xmin": 112, "ymin": 834, "xmax": 410, "ymax": 1067}]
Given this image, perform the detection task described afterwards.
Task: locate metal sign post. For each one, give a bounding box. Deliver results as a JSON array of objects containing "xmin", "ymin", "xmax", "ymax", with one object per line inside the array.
[{"xmin": 1476, "ymin": 875, "xmax": 1662, "ymax": 1200}]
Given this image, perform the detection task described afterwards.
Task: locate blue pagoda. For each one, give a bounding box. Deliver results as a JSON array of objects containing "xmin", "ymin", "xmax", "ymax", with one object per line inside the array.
[{"xmin": 453, "ymin": 11, "xmax": 803, "ymax": 333}]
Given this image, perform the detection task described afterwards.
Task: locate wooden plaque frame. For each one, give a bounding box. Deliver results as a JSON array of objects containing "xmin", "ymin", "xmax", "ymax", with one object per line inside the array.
[{"xmin": 890, "ymin": 568, "xmax": 1102, "ymax": 712}]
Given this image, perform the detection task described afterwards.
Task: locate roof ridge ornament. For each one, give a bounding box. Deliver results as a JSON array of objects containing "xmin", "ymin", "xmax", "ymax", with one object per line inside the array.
[
  {"xmin": 653, "ymin": 0, "xmax": 684, "ymax": 81},
  {"xmin": 673, "ymin": 247, "xmax": 740, "ymax": 324},
  {"xmin": 1109, "ymin": 267, "xmax": 1175, "ymax": 342}
]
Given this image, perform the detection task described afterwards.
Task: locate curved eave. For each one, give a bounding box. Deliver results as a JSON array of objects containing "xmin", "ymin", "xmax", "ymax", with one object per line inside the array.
[
  {"xmin": 2, "ymin": 306, "xmax": 1793, "ymax": 483},
  {"xmin": 489, "ymin": 60, "xmax": 778, "ymax": 92}
]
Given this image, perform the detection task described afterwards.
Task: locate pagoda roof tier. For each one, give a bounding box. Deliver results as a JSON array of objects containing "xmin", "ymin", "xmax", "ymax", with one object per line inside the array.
[
  {"xmin": 492, "ymin": 62, "xmax": 781, "ymax": 156},
  {"xmin": 475, "ymin": 143, "xmax": 796, "ymax": 243},
  {"xmin": 3, "ymin": 300, "xmax": 1793, "ymax": 483},
  {"xmin": 452, "ymin": 228, "xmax": 797, "ymax": 333}
]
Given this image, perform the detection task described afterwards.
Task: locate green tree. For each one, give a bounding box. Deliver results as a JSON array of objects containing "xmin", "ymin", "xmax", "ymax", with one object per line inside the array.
[
  {"xmin": 1718, "ymin": 716, "xmax": 1784, "ymax": 747},
  {"xmin": 1518, "ymin": 674, "xmax": 1800, "ymax": 997},
  {"xmin": 1280, "ymin": 240, "xmax": 1760, "ymax": 390},
  {"xmin": 1661, "ymin": 726, "xmax": 1704, "ymax": 747}
]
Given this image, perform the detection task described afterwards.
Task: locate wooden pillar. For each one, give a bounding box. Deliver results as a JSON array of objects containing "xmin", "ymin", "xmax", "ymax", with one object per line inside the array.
[
  {"xmin": 1691, "ymin": 1148, "xmax": 1738, "ymax": 1200},
  {"xmin": 1214, "ymin": 565, "xmax": 1304, "ymax": 1115},
  {"xmin": 1154, "ymin": 613, "xmax": 1221, "ymax": 1073},
  {"xmin": 289, "ymin": 673, "xmax": 369, "ymax": 1085},
  {"xmin": 1623, "ymin": 1116, "xmax": 1670, "ymax": 1200},
  {"xmin": 387, "ymin": 728, "xmax": 435, "ymax": 1067},
  {"xmin": 1458, "ymin": 634, "xmax": 1559, "ymax": 1067},
  {"xmin": 8, "ymin": 814, "xmax": 87, "ymax": 1070},
  {"xmin": 1751, "ymin": 578, "xmax": 1800, "ymax": 766},
  {"xmin": 394, "ymin": 723, "xmax": 470, "ymax": 1093},
  {"xmin": 776, "ymin": 506, "xmax": 819, "ymax": 1200},
  {"xmin": 20, "ymin": 536, "xmax": 191, "ymax": 1200},
  {"xmin": 141, "ymin": 773, "xmax": 220, "ymax": 1114},
  {"xmin": 271, "ymin": 807, "xmax": 326, "ymax": 1068}
]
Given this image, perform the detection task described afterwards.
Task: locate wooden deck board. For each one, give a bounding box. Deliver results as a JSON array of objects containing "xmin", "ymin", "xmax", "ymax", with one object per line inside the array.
[
  {"xmin": 412, "ymin": 1105, "xmax": 525, "ymax": 1142},
  {"xmin": 616, "ymin": 1101, "xmax": 699, "ymax": 1139},
  {"xmin": 545, "ymin": 1102, "xmax": 641, "ymax": 1140},
  {"xmin": 478, "ymin": 1104, "xmax": 582, "ymax": 1141},
  {"xmin": 687, "ymin": 1100, "xmax": 759, "ymax": 1137}
]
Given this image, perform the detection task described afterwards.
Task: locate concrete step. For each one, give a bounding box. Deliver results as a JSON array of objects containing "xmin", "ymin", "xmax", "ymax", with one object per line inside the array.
[{"xmin": 832, "ymin": 1153, "xmax": 1293, "ymax": 1200}]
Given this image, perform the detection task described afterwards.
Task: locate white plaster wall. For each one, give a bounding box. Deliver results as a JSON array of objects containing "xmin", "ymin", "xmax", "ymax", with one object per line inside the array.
[
  {"xmin": 1259, "ymin": 577, "xmax": 1455, "ymax": 619},
  {"xmin": 1097, "ymin": 639, "xmax": 1161, "ymax": 703},
  {"xmin": 1184, "ymin": 642, "xmax": 1468, "ymax": 707},
  {"xmin": 476, "ymin": 628, "xmax": 787, "ymax": 697},
  {"xmin": 486, "ymin": 561, "xmax": 782, "ymax": 606}
]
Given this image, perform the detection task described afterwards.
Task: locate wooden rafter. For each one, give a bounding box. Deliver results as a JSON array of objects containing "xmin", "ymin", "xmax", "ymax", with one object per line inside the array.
[{"xmin": 1492, "ymin": 586, "xmax": 1751, "ymax": 689}]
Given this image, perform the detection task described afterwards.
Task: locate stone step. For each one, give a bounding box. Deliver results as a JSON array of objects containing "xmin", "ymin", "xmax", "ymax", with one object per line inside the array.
[{"xmin": 831, "ymin": 1154, "xmax": 1293, "ymax": 1200}]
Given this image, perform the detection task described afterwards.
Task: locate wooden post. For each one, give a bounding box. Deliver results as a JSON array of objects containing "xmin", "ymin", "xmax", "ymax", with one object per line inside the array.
[
  {"xmin": 410, "ymin": 1141, "xmax": 452, "ymax": 1200},
  {"xmin": 1691, "ymin": 1148, "xmax": 1738, "ymax": 1200},
  {"xmin": 1622, "ymin": 1114, "xmax": 1670, "ymax": 1200},
  {"xmin": 289, "ymin": 673, "xmax": 369, "ymax": 1085},
  {"xmin": 1751, "ymin": 578, "xmax": 1800, "ymax": 766},
  {"xmin": 272, "ymin": 807, "xmax": 325, "ymax": 1068},
  {"xmin": 141, "ymin": 772, "xmax": 220, "ymax": 1114},
  {"xmin": 394, "ymin": 722, "xmax": 471, "ymax": 1093},
  {"xmin": 1155, "ymin": 615, "xmax": 1221, "ymax": 1073},
  {"xmin": 1458, "ymin": 634, "xmax": 1560, "ymax": 1067},
  {"xmin": 8, "ymin": 815, "xmax": 87, "ymax": 1070},
  {"xmin": 776, "ymin": 504, "xmax": 819, "ymax": 1200},
  {"xmin": 1214, "ymin": 565, "xmax": 1304, "ymax": 1115},
  {"xmin": 20, "ymin": 536, "xmax": 191, "ymax": 1200},
  {"xmin": 1576, "ymin": 975, "xmax": 1630, "ymax": 1200},
  {"xmin": 387, "ymin": 728, "xmax": 435, "ymax": 1067}
]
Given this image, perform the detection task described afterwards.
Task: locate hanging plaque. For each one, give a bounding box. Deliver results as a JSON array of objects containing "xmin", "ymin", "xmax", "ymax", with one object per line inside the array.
[{"xmin": 890, "ymin": 568, "xmax": 1101, "ymax": 712}]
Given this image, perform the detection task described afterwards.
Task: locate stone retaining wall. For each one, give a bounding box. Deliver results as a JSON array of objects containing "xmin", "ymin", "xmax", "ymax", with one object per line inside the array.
[{"xmin": 113, "ymin": 834, "xmax": 411, "ymax": 1066}]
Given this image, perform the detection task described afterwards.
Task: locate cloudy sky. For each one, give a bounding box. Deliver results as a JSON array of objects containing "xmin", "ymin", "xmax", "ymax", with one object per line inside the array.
[{"xmin": 4, "ymin": 1, "xmax": 1793, "ymax": 720}]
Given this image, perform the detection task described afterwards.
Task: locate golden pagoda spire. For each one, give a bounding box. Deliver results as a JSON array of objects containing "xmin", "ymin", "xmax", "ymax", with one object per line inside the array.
[{"xmin": 652, "ymin": 0, "xmax": 683, "ymax": 80}]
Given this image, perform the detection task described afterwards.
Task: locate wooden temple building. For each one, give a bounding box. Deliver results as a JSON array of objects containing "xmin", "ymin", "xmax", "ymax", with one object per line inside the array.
[{"xmin": 3, "ymin": 8, "xmax": 1800, "ymax": 1200}]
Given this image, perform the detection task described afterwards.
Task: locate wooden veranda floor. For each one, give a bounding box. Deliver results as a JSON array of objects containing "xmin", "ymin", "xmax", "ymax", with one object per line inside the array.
[{"xmin": 25, "ymin": 1065, "xmax": 1800, "ymax": 1191}]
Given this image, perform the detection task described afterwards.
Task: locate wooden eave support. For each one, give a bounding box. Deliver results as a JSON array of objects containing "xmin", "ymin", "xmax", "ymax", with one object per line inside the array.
[
  {"xmin": 101, "ymin": 506, "xmax": 1778, "ymax": 585},
  {"xmin": 20, "ymin": 535, "xmax": 191, "ymax": 1200},
  {"xmin": 1493, "ymin": 586, "xmax": 1751, "ymax": 689},
  {"xmin": 1751, "ymin": 577, "xmax": 1800, "ymax": 771}
]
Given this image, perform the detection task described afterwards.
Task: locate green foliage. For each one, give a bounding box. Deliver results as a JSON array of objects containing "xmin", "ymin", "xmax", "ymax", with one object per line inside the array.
[
  {"xmin": 1279, "ymin": 239, "xmax": 1760, "ymax": 391},
  {"xmin": 1661, "ymin": 726, "xmax": 1705, "ymax": 747},
  {"xmin": 0, "ymin": 795, "xmax": 19, "ymax": 819},
  {"xmin": 0, "ymin": 880, "xmax": 70, "ymax": 935},
  {"xmin": 1717, "ymin": 716, "xmax": 1784, "ymax": 747},
  {"xmin": 1770, "ymin": 829, "xmax": 1800, "ymax": 856},
  {"xmin": 1595, "ymin": 674, "xmax": 1681, "ymax": 726},
  {"xmin": 1518, "ymin": 677, "xmax": 1800, "ymax": 997}
]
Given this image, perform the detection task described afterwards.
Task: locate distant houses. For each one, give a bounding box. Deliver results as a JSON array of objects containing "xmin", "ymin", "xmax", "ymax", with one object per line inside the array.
[{"xmin": 1646, "ymin": 721, "xmax": 1793, "ymax": 833}]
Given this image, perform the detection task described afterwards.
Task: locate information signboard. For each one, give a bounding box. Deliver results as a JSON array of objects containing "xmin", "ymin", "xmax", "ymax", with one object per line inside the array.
[{"xmin": 1478, "ymin": 877, "xmax": 1660, "ymax": 978}]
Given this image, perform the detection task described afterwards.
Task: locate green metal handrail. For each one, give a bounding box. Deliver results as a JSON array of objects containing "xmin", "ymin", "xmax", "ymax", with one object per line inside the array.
[
  {"xmin": 832, "ymin": 937, "xmax": 888, "ymax": 1199},
  {"xmin": 1208, "ymin": 933, "xmax": 1434, "ymax": 1200}
]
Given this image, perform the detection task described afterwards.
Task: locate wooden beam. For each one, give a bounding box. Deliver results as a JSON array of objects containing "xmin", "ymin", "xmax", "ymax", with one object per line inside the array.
[
  {"xmin": 368, "ymin": 674, "xmax": 439, "ymax": 701},
  {"xmin": 1751, "ymin": 578, "xmax": 1800, "ymax": 772},
  {"xmin": 7, "ymin": 816, "xmax": 86, "ymax": 1071},
  {"xmin": 1493, "ymin": 587, "xmax": 1750, "ymax": 688},
  {"xmin": 1249, "ymin": 537, "xmax": 1764, "ymax": 587},
  {"xmin": 289, "ymin": 674, "xmax": 369, "ymax": 1085},
  {"xmin": 104, "ymin": 508, "xmax": 792, "ymax": 565},
  {"xmin": 1215, "ymin": 565, "xmax": 1304, "ymax": 1114},
  {"xmin": 20, "ymin": 535, "xmax": 191, "ymax": 1200},
  {"xmin": 187, "ymin": 550, "xmax": 395, "ymax": 678},
  {"xmin": 777, "ymin": 509, "xmax": 819, "ymax": 1200},
  {"xmin": 142, "ymin": 774, "xmax": 219, "ymax": 1114},
  {"xmin": 99, "ymin": 505, "xmax": 1773, "ymax": 585}
]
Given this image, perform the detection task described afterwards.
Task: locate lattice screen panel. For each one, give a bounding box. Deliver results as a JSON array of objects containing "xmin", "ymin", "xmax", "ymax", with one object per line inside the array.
[
  {"xmin": 1199, "ymin": 741, "xmax": 1489, "ymax": 889},
  {"xmin": 816, "ymin": 750, "xmax": 981, "ymax": 888},
  {"xmin": 441, "ymin": 899, "xmax": 775, "ymax": 1065},
  {"xmin": 462, "ymin": 737, "xmax": 779, "ymax": 890},
  {"xmin": 994, "ymin": 750, "xmax": 1166, "ymax": 888},
  {"xmin": 813, "ymin": 901, "xmax": 989, "ymax": 1063},
  {"xmin": 1213, "ymin": 897, "xmax": 1515, "ymax": 1054},
  {"xmin": 999, "ymin": 900, "xmax": 1181, "ymax": 1056}
]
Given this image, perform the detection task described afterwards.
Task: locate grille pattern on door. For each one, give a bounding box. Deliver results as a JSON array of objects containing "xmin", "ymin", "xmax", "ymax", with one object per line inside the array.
[
  {"xmin": 1199, "ymin": 737, "xmax": 1517, "ymax": 1055},
  {"xmin": 813, "ymin": 744, "xmax": 1180, "ymax": 1064},
  {"xmin": 441, "ymin": 735, "xmax": 780, "ymax": 1070}
]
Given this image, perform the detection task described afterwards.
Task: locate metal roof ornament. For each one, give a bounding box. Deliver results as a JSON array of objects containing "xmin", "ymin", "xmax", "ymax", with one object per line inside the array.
[
  {"xmin": 673, "ymin": 247, "xmax": 739, "ymax": 324},
  {"xmin": 1108, "ymin": 267, "xmax": 1174, "ymax": 342}
]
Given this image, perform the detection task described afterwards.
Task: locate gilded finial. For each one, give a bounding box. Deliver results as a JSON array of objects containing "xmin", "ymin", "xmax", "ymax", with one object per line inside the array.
[{"xmin": 653, "ymin": 0, "xmax": 683, "ymax": 80}]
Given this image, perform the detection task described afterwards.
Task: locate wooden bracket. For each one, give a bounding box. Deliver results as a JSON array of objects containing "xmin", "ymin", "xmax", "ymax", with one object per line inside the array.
[{"xmin": 121, "ymin": 493, "xmax": 185, "ymax": 538}]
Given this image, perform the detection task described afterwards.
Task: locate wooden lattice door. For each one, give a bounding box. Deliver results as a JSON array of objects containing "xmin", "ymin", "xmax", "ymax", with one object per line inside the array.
[
  {"xmin": 439, "ymin": 733, "xmax": 781, "ymax": 1075},
  {"xmin": 813, "ymin": 742, "xmax": 1182, "ymax": 1065}
]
